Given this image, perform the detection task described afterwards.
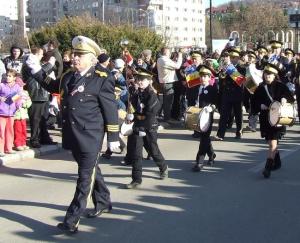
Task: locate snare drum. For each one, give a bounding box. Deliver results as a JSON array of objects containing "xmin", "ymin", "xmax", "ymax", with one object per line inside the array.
[
  {"xmin": 268, "ymin": 101, "xmax": 296, "ymax": 127},
  {"xmin": 184, "ymin": 106, "xmax": 211, "ymax": 132}
]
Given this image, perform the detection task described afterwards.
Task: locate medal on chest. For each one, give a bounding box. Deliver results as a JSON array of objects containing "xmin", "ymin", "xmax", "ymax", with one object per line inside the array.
[{"xmin": 70, "ymin": 82, "xmax": 86, "ymax": 96}]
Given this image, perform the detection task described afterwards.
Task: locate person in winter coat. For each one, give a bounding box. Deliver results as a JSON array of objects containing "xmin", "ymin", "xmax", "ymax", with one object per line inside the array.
[{"xmin": 0, "ymin": 69, "xmax": 22, "ymax": 156}]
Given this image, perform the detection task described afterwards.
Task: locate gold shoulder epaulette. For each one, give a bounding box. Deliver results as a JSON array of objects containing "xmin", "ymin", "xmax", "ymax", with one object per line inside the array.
[{"xmin": 95, "ymin": 70, "xmax": 108, "ymax": 77}]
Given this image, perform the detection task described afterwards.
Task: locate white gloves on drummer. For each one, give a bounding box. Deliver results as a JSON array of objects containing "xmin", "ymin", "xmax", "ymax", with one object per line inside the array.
[
  {"xmin": 126, "ymin": 113, "xmax": 134, "ymax": 121},
  {"xmin": 281, "ymin": 98, "xmax": 287, "ymax": 105},
  {"xmin": 109, "ymin": 141, "xmax": 120, "ymax": 152},
  {"xmin": 204, "ymin": 105, "xmax": 215, "ymax": 113},
  {"xmin": 204, "ymin": 106, "xmax": 213, "ymax": 113},
  {"xmin": 260, "ymin": 104, "xmax": 268, "ymax": 110}
]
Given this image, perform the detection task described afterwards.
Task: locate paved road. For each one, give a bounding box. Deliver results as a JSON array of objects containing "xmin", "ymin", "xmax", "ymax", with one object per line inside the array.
[{"xmin": 1, "ymin": 121, "xmax": 300, "ymax": 243}]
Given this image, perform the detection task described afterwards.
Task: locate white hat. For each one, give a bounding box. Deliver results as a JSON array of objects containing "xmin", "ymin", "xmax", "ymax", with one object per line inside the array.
[
  {"xmin": 114, "ymin": 59, "xmax": 125, "ymax": 69},
  {"xmin": 72, "ymin": 36, "xmax": 101, "ymax": 56}
]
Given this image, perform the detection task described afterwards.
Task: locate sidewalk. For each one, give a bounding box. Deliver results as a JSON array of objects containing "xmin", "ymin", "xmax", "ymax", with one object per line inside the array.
[
  {"xmin": 0, "ymin": 128, "xmax": 63, "ymax": 166},
  {"xmin": 0, "ymin": 119, "xmax": 173, "ymax": 167}
]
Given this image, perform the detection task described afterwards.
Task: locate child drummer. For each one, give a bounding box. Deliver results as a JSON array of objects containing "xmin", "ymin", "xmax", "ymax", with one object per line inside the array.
[
  {"xmin": 253, "ymin": 63, "xmax": 294, "ymax": 178},
  {"xmin": 193, "ymin": 65, "xmax": 218, "ymax": 172},
  {"xmin": 125, "ymin": 67, "xmax": 168, "ymax": 189}
]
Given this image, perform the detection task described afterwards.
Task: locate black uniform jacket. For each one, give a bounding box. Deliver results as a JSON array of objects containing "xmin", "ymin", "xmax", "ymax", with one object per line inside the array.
[
  {"xmin": 130, "ymin": 86, "xmax": 160, "ymax": 131},
  {"xmin": 198, "ymin": 84, "xmax": 218, "ymax": 109},
  {"xmin": 34, "ymin": 66, "xmax": 119, "ymax": 152},
  {"xmin": 253, "ymin": 80, "xmax": 295, "ymax": 138}
]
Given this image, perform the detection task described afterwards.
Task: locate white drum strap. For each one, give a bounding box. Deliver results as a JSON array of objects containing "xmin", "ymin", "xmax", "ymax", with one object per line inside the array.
[{"xmin": 264, "ymin": 85, "xmax": 273, "ymax": 103}]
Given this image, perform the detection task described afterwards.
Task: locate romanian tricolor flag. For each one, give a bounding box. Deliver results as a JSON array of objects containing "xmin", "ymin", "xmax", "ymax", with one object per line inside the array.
[
  {"xmin": 226, "ymin": 64, "xmax": 246, "ymax": 86},
  {"xmin": 185, "ymin": 65, "xmax": 202, "ymax": 88}
]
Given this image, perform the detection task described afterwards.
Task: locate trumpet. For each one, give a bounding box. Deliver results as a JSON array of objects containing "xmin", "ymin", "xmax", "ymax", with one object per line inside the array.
[{"xmin": 120, "ymin": 39, "xmax": 129, "ymax": 49}]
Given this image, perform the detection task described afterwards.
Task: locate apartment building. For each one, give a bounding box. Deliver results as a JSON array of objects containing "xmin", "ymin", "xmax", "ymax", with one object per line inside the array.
[{"xmin": 27, "ymin": 0, "xmax": 206, "ymax": 48}]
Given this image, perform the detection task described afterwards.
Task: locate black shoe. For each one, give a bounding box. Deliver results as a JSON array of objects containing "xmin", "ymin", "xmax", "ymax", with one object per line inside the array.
[
  {"xmin": 207, "ymin": 153, "xmax": 216, "ymax": 166},
  {"xmin": 235, "ymin": 132, "xmax": 242, "ymax": 139},
  {"xmin": 57, "ymin": 222, "xmax": 78, "ymax": 234},
  {"xmin": 213, "ymin": 135, "xmax": 223, "ymax": 141},
  {"xmin": 192, "ymin": 132, "xmax": 201, "ymax": 138},
  {"xmin": 125, "ymin": 181, "xmax": 141, "ymax": 189},
  {"xmin": 120, "ymin": 159, "xmax": 132, "ymax": 166},
  {"xmin": 87, "ymin": 205, "xmax": 112, "ymax": 218},
  {"xmin": 40, "ymin": 140, "xmax": 58, "ymax": 145},
  {"xmin": 159, "ymin": 166, "xmax": 168, "ymax": 180},
  {"xmin": 272, "ymin": 152, "xmax": 281, "ymax": 171},
  {"xmin": 263, "ymin": 158, "xmax": 274, "ymax": 178},
  {"xmin": 101, "ymin": 150, "xmax": 112, "ymax": 159},
  {"xmin": 30, "ymin": 142, "xmax": 41, "ymax": 148},
  {"xmin": 192, "ymin": 163, "xmax": 203, "ymax": 172}
]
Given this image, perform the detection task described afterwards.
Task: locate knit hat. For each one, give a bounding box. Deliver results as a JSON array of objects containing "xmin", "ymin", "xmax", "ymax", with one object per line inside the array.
[{"xmin": 98, "ymin": 53, "xmax": 110, "ymax": 63}]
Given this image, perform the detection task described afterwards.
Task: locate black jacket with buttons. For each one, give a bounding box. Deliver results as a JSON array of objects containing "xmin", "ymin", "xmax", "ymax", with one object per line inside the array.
[
  {"xmin": 33, "ymin": 66, "xmax": 119, "ymax": 152},
  {"xmin": 131, "ymin": 86, "xmax": 160, "ymax": 131}
]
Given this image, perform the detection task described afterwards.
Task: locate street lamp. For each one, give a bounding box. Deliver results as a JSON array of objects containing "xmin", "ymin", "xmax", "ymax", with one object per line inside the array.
[
  {"xmin": 209, "ymin": 0, "xmax": 213, "ymax": 52},
  {"xmin": 139, "ymin": 9, "xmax": 150, "ymax": 28}
]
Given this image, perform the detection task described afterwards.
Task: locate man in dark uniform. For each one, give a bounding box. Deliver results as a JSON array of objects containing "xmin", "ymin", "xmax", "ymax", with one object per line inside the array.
[
  {"xmin": 256, "ymin": 46, "xmax": 268, "ymax": 70},
  {"xmin": 214, "ymin": 47, "xmax": 245, "ymax": 140},
  {"xmin": 26, "ymin": 36, "xmax": 120, "ymax": 233}
]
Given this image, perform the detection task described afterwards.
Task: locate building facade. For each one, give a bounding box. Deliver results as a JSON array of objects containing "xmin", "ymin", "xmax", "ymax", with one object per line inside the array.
[
  {"xmin": 27, "ymin": 0, "xmax": 206, "ymax": 48},
  {"xmin": 149, "ymin": 0, "xmax": 205, "ymax": 48}
]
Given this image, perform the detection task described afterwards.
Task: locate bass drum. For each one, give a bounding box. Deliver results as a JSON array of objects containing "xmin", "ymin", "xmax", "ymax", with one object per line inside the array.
[
  {"xmin": 184, "ymin": 106, "xmax": 211, "ymax": 132},
  {"xmin": 244, "ymin": 63, "xmax": 263, "ymax": 94},
  {"xmin": 268, "ymin": 101, "xmax": 296, "ymax": 127}
]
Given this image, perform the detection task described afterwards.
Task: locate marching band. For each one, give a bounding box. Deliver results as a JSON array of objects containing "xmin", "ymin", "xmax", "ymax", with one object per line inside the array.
[{"xmin": 16, "ymin": 35, "xmax": 300, "ymax": 233}]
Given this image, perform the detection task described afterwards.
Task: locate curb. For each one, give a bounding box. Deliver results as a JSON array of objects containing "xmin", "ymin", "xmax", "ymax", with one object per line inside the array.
[{"xmin": 0, "ymin": 144, "xmax": 63, "ymax": 166}]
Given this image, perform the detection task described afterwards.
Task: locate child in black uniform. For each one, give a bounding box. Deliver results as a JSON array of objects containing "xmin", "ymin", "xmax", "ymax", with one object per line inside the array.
[
  {"xmin": 253, "ymin": 63, "xmax": 295, "ymax": 178},
  {"xmin": 193, "ymin": 65, "xmax": 218, "ymax": 172},
  {"xmin": 125, "ymin": 68, "xmax": 168, "ymax": 189}
]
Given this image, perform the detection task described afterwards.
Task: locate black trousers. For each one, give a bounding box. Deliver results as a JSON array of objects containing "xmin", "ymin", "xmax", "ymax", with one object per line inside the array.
[
  {"xmin": 131, "ymin": 129, "xmax": 167, "ymax": 183},
  {"xmin": 124, "ymin": 133, "xmax": 150, "ymax": 163},
  {"xmin": 64, "ymin": 151, "xmax": 111, "ymax": 226},
  {"xmin": 217, "ymin": 91, "xmax": 243, "ymax": 138},
  {"xmin": 171, "ymin": 81, "xmax": 186, "ymax": 120},
  {"xmin": 186, "ymin": 85, "xmax": 199, "ymax": 107},
  {"xmin": 161, "ymin": 83, "xmax": 174, "ymax": 121},
  {"xmin": 197, "ymin": 119, "xmax": 214, "ymax": 159},
  {"xmin": 28, "ymin": 101, "xmax": 51, "ymax": 143}
]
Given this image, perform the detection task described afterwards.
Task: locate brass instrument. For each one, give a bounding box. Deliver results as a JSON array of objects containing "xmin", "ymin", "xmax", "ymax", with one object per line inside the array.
[{"xmin": 120, "ymin": 39, "xmax": 129, "ymax": 47}]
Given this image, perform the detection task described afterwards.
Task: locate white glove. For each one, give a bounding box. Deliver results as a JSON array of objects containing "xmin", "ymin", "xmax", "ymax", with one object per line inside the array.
[
  {"xmin": 26, "ymin": 54, "xmax": 42, "ymax": 74},
  {"xmin": 108, "ymin": 141, "xmax": 120, "ymax": 152},
  {"xmin": 48, "ymin": 56, "xmax": 56, "ymax": 66},
  {"xmin": 281, "ymin": 98, "xmax": 287, "ymax": 105},
  {"xmin": 138, "ymin": 131, "xmax": 146, "ymax": 137},
  {"xmin": 204, "ymin": 106, "xmax": 213, "ymax": 113},
  {"xmin": 261, "ymin": 104, "xmax": 268, "ymax": 110},
  {"xmin": 126, "ymin": 113, "xmax": 134, "ymax": 121}
]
